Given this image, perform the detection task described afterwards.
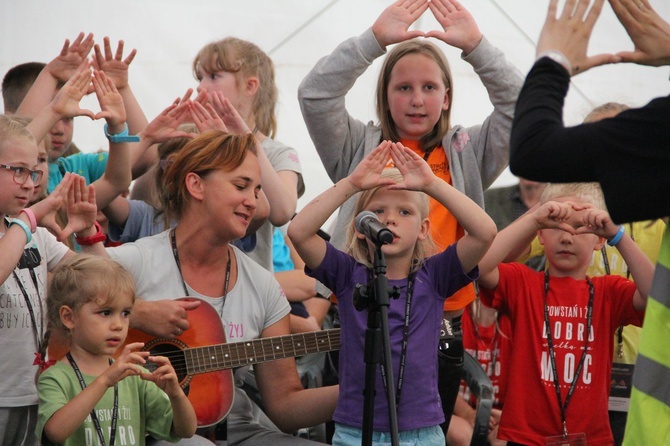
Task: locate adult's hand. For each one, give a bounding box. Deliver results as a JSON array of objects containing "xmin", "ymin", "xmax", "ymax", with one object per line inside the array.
[
  {"xmin": 610, "ymin": 0, "xmax": 670, "ymax": 66},
  {"xmin": 537, "ymin": 0, "xmax": 619, "ymax": 75},
  {"xmin": 131, "ymin": 299, "xmax": 201, "ymax": 338}
]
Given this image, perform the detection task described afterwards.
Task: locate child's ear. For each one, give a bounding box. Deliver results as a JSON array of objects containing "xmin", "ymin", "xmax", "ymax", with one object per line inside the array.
[
  {"xmin": 442, "ymin": 88, "xmax": 450, "ymax": 111},
  {"xmin": 537, "ymin": 230, "xmax": 545, "ymax": 246},
  {"xmin": 594, "ymin": 236, "xmax": 606, "ymax": 251},
  {"xmin": 417, "ymin": 217, "xmax": 430, "ymax": 241},
  {"xmin": 244, "ymin": 76, "xmax": 260, "ymax": 97},
  {"xmin": 60, "ymin": 305, "xmax": 75, "ymax": 330}
]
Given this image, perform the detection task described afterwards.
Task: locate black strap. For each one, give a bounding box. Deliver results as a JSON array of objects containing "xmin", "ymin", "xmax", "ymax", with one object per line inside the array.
[
  {"xmin": 543, "ymin": 271, "xmax": 594, "ymax": 438},
  {"xmin": 12, "ymin": 266, "xmax": 43, "ymax": 355},
  {"xmin": 380, "ymin": 273, "xmax": 415, "ymax": 407},
  {"xmin": 67, "ymin": 353, "xmax": 118, "ymax": 446}
]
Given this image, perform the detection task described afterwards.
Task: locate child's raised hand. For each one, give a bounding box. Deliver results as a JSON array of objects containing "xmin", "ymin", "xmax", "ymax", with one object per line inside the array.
[
  {"xmin": 533, "ymin": 200, "xmax": 585, "ymax": 233},
  {"xmin": 47, "ymin": 32, "xmax": 95, "ymax": 83},
  {"xmin": 142, "ymin": 95, "xmax": 194, "ymax": 144},
  {"xmin": 61, "ymin": 175, "xmax": 98, "ymax": 241},
  {"xmin": 101, "ymin": 342, "xmax": 150, "ymax": 387},
  {"xmin": 140, "ymin": 355, "xmax": 184, "ymax": 398},
  {"xmin": 189, "ymin": 99, "xmax": 228, "ymax": 133},
  {"xmin": 92, "ymin": 70, "xmax": 126, "ymax": 129},
  {"xmin": 49, "ymin": 67, "xmax": 95, "ymax": 120},
  {"xmin": 425, "ymin": 0, "xmax": 483, "ymax": 54},
  {"xmin": 372, "ymin": 0, "xmax": 428, "ymax": 48},
  {"xmin": 209, "ymin": 92, "xmax": 251, "ymax": 134},
  {"xmin": 92, "ymin": 37, "xmax": 137, "ymax": 90},
  {"xmin": 29, "ymin": 173, "xmax": 73, "ymax": 239},
  {"xmin": 575, "ymin": 208, "xmax": 618, "ymax": 239},
  {"xmin": 387, "ymin": 142, "xmax": 435, "ymax": 191},
  {"xmin": 348, "ymin": 141, "xmax": 396, "ymax": 191}
]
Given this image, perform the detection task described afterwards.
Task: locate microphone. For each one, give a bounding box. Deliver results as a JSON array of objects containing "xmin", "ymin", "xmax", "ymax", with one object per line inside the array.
[{"xmin": 355, "ymin": 211, "xmax": 394, "ymax": 245}]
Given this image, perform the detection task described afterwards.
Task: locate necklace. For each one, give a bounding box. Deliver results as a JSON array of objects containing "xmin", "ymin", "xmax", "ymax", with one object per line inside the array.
[{"xmin": 170, "ymin": 229, "xmax": 232, "ymax": 317}]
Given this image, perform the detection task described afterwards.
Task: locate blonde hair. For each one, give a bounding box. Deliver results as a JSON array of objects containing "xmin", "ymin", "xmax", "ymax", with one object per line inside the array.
[
  {"xmin": 540, "ymin": 182, "xmax": 606, "ymax": 211},
  {"xmin": 46, "ymin": 255, "xmax": 136, "ymax": 340},
  {"xmin": 0, "ymin": 114, "xmax": 36, "ymax": 156},
  {"xmin": 193, "ymin": 37, "xmax": 277, "ymax": 138},
  {"xmin": 159, "ymin": 131, "xmax": 258, "ymax": 223},
  {"xmin": 376, "ymin": 40, "xmax": 453, "ymax": 153},
  {"xmin": 345, "ymin": 169, "xmax": 434, "ymax": 272}
]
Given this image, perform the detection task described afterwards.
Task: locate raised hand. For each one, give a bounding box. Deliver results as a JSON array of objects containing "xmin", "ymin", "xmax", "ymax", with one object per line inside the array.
[
  {"xmin": 62, "ymin": 175, "xmax": 98, "ymax": 241},
  {"xmin": 609, "ymin": 0, "xmax": 670, "ymax": 66},
  {"xmin": 29, "ymin": 173, "xmax": 73, "ymax": 239},
  {"xmin": 46, "ymin": 32, "xmax": 95, "ymax": 83},
  {"xmin": 141, "ymin": 95, "xmax": 194, "ymax": 144},
  {"xmin": 49, "ymin": 67, "xmax": 95, "ymax": 120},
  {"xmin": 348, "ymin": 141, "xmax": 396, "ymax": 191},
  {"xmin": 425, "ymin": 0, "xmax": 482, "ymax": 54},
  {"xmin": 533, "ymin": 200, "xmax": 589, "ymax": 234},
  {"xmin": 140, "ymin": 355, "xmax": 183, "ymax": 397},
  {"xmin": 371, "ymin": 0, "xmax": 429, "ymax": 48},
  {"xmin": 388, "ymin": 142, "xmax": 435, "ymax": 191},
  {"xmin": 189, "ymin": 99, "xmax": 227, "ymax": 133},
  {"xmin": 537, "ymin": 0, "xmax": 619, "ymax": 75},
  {"xmin": 210, "ymin": 92, "xmax": 250, "ymax": 134},
  {"xmin": 92, "ymin": 37, "xmax": 137, "ymax": 90},
  {"xmin": 92, "ymin": 70, "xmax": 126, "ymax": 129},
  {"xmin": 100, "ymin": 343, "xmax": 150, "ymax": 387},
  {"xmin": 575, "ymin": 208, "xmax": 618, "ymax": 239}
]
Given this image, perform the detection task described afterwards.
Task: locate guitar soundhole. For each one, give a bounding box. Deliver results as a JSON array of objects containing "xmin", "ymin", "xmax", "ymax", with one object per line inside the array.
[{"xmin": 143, "ymin": 338, "xmax": 192, "ymax": 390}]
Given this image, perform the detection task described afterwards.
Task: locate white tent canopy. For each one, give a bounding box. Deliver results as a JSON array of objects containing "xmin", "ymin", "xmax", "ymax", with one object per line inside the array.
[{"xmin": 2, "ymin": 0, "xmax": 669, "ymax": 224}]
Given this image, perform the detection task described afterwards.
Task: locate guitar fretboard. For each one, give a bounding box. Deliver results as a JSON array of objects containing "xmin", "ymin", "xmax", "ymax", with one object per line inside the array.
[{"xmin": 184, "ymin": 328, "xmax": 340, "ymax": 375}]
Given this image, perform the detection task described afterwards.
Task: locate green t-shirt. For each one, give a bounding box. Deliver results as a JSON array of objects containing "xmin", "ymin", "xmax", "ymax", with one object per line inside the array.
[{"xmin": 36, "ymin": 361, "xmax": 179, "ymax": 445}]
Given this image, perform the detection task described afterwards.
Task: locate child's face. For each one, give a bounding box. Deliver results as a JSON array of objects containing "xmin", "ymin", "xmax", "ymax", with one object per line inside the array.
[
  {"xmin": 30, "ymin": 141, "xmax": 50, "ymax": 203},
  {"xmin": 48, "ymin": 117, "xmax": 74, "ymax": 161},
  {"xmin": 386, "ymin": 53, "xmax": 450, "ymax": 141},
  {"xmin": 0, "ymin": 138, "xmax": 38, "ymax": 216},
  {"xmin": 68, "ymin": 293, "xmax": 134, "ymax": 357},
  {"xmin": 538, "ymin": 197, "xmax": 604, "ymax": 278},
  {"xmin": 196, "ymin": 67, "xmax": 243, "ymax": 111},
  {"xmin": 361, "ymin": 187, "xmax": 429, "ymax": 259}
]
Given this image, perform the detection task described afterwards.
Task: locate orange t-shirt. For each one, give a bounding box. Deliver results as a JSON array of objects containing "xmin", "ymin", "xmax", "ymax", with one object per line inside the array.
[{"xmin": 397, "ymin": 139, "xmax": 476, "ymax": 312}]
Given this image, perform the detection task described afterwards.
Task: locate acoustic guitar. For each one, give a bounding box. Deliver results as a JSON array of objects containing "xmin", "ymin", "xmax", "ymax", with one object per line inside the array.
[{"xmin": 49, "ymin": 297, "xmax": 340, "ymax": 427}]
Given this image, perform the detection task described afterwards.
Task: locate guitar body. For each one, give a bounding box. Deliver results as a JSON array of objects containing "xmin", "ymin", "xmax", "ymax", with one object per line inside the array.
[
  {"xmin": 49, "ymin": 297, "xmax": 234, "ymax": 427},
  {"xmin": 127, "ymin": 298, "xmax": 234, "ymax": 427}
]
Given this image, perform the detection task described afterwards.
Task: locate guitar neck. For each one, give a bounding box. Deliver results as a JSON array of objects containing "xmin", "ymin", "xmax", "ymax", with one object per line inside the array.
[{"xmin": 184, "ymin": 328, "xmax": 340, "ymax": 375}]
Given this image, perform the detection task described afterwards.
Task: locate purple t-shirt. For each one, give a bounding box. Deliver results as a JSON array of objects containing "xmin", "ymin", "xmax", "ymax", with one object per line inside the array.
[{"xmin": 308, "ymin": 243, "xmax": 477, "ymax": 431}]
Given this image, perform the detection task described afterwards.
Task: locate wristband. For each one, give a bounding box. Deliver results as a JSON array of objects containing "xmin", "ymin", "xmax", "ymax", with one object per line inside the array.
[
  {"xmin": 536, "ymin": 50, "xmax": 572, "ymax": 75},
  {"xmin": 607, "ymin": 225, "xmax": 625, "ymax": 247},
  {"xmin": 104, "ymin": 123, "xmax": 140, "ymax": 143},
  {"xmin": 19, "ymin": 209, "xmax": 37, "ymax": 233},
  {"xmin": 75, "ymin": 221, "xmax": 106, "ymax": 246},
  {"xmin": 8, "ymin": 218, "xmax": 32, "ymax": 244}
]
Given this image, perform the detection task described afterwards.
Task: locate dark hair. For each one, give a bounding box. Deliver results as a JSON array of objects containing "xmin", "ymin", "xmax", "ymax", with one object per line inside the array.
[{"xmin": 2, "ymin": 62, "xmax": 46, "ymax": 114}]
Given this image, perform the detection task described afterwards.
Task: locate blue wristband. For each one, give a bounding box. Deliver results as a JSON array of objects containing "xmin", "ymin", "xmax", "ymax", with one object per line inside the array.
[
  {"xmin": 8, "ymin": 218, "xmax": 32, "ymax": 244},
  {"xmin": 104, "ymin": 123, "xmax": 140, "ymax": 143},
  {"xmin": 607, "ymin": 225, "xmax": 625, "ymax": 247}
]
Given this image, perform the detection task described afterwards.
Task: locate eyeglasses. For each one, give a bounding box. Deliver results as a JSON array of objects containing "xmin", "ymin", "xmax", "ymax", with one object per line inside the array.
[{"xmin": 0, "ymin": 163, "xmax": 44, "ymax": 185}]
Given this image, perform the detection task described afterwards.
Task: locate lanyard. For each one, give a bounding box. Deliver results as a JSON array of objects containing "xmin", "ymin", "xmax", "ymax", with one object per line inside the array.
[
  {"xmin": 66, "ymin": 353, "xmax": 118, "ymax": 446},
  {"xmin": 12, "ymin": 265, "xmax": 43, "ymax": 355},
  {"xmin": 543, "ymin": 271, "xmax": 594, "ymax": 438},
  {"xmin": 170, "ymin": 229, "xmax": 231, "ymax": 316},
  {"xmin": 379, "ymin": 272, "xmax": 415, "ymax": 407}
]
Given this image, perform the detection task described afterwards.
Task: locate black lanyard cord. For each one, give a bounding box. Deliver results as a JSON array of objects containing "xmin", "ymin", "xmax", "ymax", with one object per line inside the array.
[
  {"xmin": 543, "ymin": 271, "xmax": 594, "ymax": 438},
  {"xmin": 66, "ymin": 353, "xmax": 118, "ymax": 446}
]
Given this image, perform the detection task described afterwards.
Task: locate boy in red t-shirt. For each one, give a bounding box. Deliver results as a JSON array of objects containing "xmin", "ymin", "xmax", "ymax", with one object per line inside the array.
[{"xmin": 477, "ymin": 183, "xmax": 653, "ymax": 445}]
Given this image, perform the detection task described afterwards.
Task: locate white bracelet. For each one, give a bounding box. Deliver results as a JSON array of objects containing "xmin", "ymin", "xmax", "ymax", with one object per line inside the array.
[{"xmin": 536, "ymin": 50, "xmax": 572, "ymax": 74}]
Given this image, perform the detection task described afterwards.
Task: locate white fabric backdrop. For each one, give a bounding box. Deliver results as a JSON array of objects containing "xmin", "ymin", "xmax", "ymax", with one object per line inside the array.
[{"xmin": 2, "ymin": 0, "xmax": 669, "ymax": 229}]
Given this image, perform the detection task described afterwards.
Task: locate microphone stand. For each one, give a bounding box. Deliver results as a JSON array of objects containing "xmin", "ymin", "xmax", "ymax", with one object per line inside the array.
[{"xmin": 354, "ymin": 244, "xmax": 400, "ymax": 446}]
